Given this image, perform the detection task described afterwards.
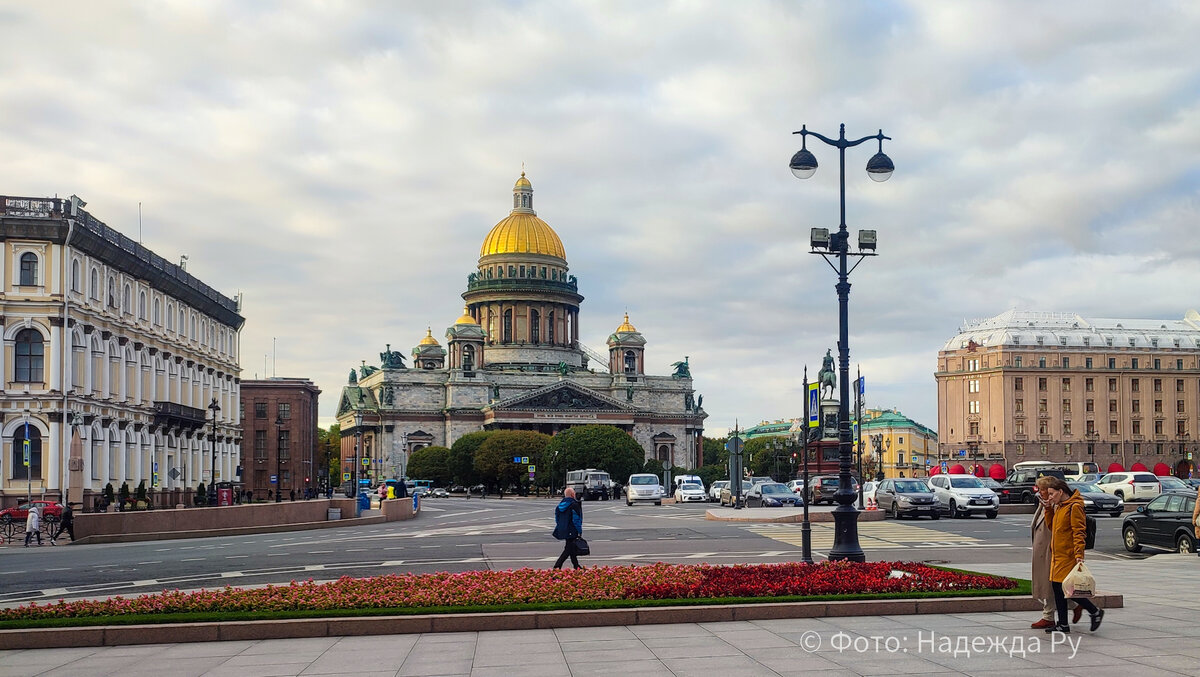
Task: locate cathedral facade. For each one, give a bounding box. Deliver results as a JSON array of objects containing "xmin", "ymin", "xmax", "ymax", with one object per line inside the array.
[{"xmin": 335, "ymin": 174, "xmax": 705, "ymax": 481}]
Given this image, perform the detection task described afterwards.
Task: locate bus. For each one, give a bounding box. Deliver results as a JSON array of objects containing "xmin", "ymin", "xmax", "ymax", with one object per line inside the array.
[
  {"xmin": 565, "ymin": 468, "xmax": 611, "ymax": 501},
  {"xmin": 408, "ymin": 479, "xmax": 433, "ymax": 496},
  {"xmin": 1011, "ymin": 461, "xmax": 1100, "ymax": 480}
]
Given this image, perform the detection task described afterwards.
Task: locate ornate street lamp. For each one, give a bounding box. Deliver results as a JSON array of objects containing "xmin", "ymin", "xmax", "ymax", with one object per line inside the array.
[
  {"xmin": 791, "ymin": 123, "xmax": 893, "ymax": 562},
  {"xmin": 207, "ymin": 398, "xmax": 220, "ymax": 507}
]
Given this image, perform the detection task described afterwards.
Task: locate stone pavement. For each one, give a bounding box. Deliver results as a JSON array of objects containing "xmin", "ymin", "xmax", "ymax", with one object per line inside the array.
[{"xmin": 0, "ymin": 555, "xmax": 1195, "ymax": 677}]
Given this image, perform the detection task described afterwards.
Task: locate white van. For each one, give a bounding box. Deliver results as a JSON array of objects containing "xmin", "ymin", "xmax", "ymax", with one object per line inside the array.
[{"xmin": 626, "ymin": 473, "xmax": 664, "ymax": 506}]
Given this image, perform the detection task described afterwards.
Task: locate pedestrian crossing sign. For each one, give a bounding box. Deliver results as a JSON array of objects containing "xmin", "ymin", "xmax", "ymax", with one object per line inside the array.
[{"xmin": 343, "ymin": 472, "xmax": 351, "ymax": 481}]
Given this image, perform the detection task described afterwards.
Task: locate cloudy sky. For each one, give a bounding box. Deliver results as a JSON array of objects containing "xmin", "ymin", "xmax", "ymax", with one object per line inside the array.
[{"xmin": 3, "ymin": 1, "xmax": 1198, "ymax": 435}]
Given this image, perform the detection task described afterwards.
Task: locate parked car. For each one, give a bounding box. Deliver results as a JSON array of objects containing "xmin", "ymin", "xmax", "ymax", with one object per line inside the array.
[
  {"xmin": 1122, "ymin": 490, "xmax": 1197, "ymax": 554},
  {"xmin": 708, "ymin": 481, "xmax": 729, "ymax": 502},
  {"xmin": 978, "ymin": 478, "xmax": 1001, "ymax": 490},
  {"xmin": 626, "ymin": 473, "xmax": 664, "ymax": 506},
  {"xmin": 430, "ymin": 487, "xmax": 450, "ymax": 498},
  {"xmin": 674, "ymin": 482, "xmax": 707, "ymax": 503},
  {"xmin": 861, "ymin": 481, "xmax": 878, "ymax": 497},
  {"xmin": 1076, "ymin": 473, "xmax": 1102, "ymax": 484},
  {"xmin": 1186, "ymin": 478, "xmax": 1200, "ymax": 489},
  {"xmin": 927, "ymin": 474, "xmax": 998, "ymax": 518},
  {"xmin": 785, "ymin": 479, "xmax": 806, "ymax": 494},
  {"xmin": 1158, "ymin": 476, "xmax": 1192, "ymax": 493},
  {"xmin": 448, "ymin": 485, "xmax": 466, "ymax": 494},
  {"xmin": 1095, "ymin": 472, "xmax": 1161, "ymax": 502},
  {"xmin": 1068, "ymin": 482, "xmax": 1124, "ymax": 517},
  {"xmin": 411, "ymin": 486, "xmax": 431, "ymax": 498},
  {"xmin": 806, "ymin": 475, "xmax": 859, "ymax": 505},
  {"xmin": 719, "ymin": 481, "xmax": 753, "ymax": 507},
  {"xmin": 745, "ymin": 482, "xmax": 804, "ymax": 507},
  {"xmin": 0, "ymin": 500, "xmax": 63, "ymax": 524},
  {"xmin": 749, "ymin": 476, "xmax": 773, "ymax": 486},
  {"xmin": 874, "ymin": 478, "xmax": 939, "ymax": 519},
  {"xmin": 996, "ymin": 468, "xmax": 1066, "ymax": 504}
]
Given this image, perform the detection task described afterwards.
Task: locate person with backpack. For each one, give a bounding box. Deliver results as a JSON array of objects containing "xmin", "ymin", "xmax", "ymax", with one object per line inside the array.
[
  {"xmin": 1043, "ymin": 476, "xmax": 1103, "ymax": 633},
  {"xmin": 552, "ymin": 487, "xmax": 584, "ymax": 569}
]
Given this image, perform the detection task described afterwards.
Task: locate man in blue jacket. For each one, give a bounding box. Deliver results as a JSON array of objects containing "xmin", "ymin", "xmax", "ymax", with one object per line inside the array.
[{"xmin": 553, "ymin": 487, "xmax": 584, "ymax": 569}]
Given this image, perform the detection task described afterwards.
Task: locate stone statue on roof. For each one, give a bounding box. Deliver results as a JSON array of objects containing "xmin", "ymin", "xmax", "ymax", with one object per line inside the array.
[
  {"xmin": 380, "ymin": 344, "xmax": 406, "ymax": 370},
  {"xmin": 348, "ymin": 369, "xmax": 358, "ymax": 385},
  {"xmin": 671, "ymin": 356, "xmax": 691, "ymax": 379}
]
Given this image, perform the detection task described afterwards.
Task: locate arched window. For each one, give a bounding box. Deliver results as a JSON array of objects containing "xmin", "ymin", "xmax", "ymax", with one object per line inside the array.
[
  {"xmin": 90, "ymin": 268, "xmax": 100, "ymax": 299},
  {"xmin": 12, "ymin": 426, "xmax": 41, "ymax": 480},
  {"xmin": 657, "ymin": 445, "xmax": 671, "ymax": 463},
  {"xmin": 625, "ymin": 350, "xmax": 637, "ymax": 374},
  {"xmin": 530, "ymin": 310, "xmax": 540, "ymax": 344},
  {"xmin": 19, "ymin": 252, "xmax": 38, "ymax": 286},
  {"xmin": 153, "ymin": 298, "xmax": 161, "ymax": 325},
  {"xmin": 71, "ymin": 259, "xmax": 81, "ymax": 292},
  {"xmin": 123, "ymin": 284, "xmax": 132, "ymax": 313},
  {"xmin": 178, "ymin": 309, "xmax": 185, "ymax": 334},
  {"xmin": 108, "ymin": 278, "xmax": 117, "ymax": 307},
  {"xmin": 462, "ymin": 345, "xmax": 475, "ymax": 371},
  {"xmin": 502, "ymin": 309, "xmax": 512, "ymax": 343},
  {"xmin": 138, "ymin": 291, "xmax": 147, "ymax": 319},
  {"xmin": 14, "ymin": 328, "xmax": 45, "ymax": 382},
  {"xmin": 547, "ymin": 311, "xmax": 555, "ymax": 344},
  {"xmin": 190, "ymin": 314, "xmax": 196, "ymax": 340}
]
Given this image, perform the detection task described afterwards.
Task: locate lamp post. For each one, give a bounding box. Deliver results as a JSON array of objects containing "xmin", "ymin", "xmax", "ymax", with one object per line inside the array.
[
  {"xmin": 790, "ymin": 123, "xmax": 892, "ymax": 562},
  {"xmin": 275, "ymin": 415, "xmax": 284, "ymax": 503},
  {"xmin": 207, "ymin": 398, "xmax": 220, "ymax": 507},
  {"xmin": 797, "ymin": 369, "xmax": 814, "ymax": 564},
  {"xmin": 1085, "ymin": 429, "xmax": 1099, "ymax": 472},
  {"xmin": 353, "ymin": 412, "xmax": 363, "ymax": 501}
]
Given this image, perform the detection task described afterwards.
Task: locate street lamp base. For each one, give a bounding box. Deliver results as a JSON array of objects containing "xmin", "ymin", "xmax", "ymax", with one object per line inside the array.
[{"xmin": 827, "ymin": 503, "xmax": 866, "ymax": 562}]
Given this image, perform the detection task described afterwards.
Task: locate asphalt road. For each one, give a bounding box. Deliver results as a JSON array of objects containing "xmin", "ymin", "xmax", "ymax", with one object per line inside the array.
[{"xmin": 0, "ymin": 497, "xmax": 1152, "ymax": 606}]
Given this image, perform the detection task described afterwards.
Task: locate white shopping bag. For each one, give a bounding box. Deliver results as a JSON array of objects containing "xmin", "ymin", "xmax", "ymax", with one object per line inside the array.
[{"xmin": 1063, "ymin": 562, "xmax": 1095, "ymax": 598}]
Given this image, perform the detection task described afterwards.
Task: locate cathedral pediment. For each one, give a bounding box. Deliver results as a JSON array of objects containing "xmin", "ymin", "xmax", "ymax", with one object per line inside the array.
[{"xmin": 491, "ymin": 381, "xmax": 633, "ymax": 412}]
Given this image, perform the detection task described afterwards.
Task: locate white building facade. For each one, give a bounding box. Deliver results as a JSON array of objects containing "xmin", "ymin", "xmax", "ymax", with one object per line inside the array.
[{"xmin": 0, "ymin": 195, "xmax": 244, "ymax": 508}]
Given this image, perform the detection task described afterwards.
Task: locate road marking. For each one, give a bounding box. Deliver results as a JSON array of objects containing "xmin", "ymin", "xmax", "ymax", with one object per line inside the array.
[
  {"xmin": 44, "ymin": 567, "xmax": 71, "ymax": 571},
  {"xmin": 225, "ymin": 555, "xmax": 248, "ymax": 559},
  {"xmin": 180, "ymin": 558, "xmax": 204, "ymax": 562},
  {"xmin": 309, "ymin": 550, "xmax": 333, "ymax": 554},
  {"xmin": 220, "ymin": 572, "xmax": 242, "ymax": 578},
  {"xmin": 136, "ymin": 561, "xmax": 162, "ymax": 565}
]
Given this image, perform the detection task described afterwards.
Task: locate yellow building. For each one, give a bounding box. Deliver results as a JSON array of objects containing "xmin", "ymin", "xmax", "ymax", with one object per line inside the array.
[{"xmin": 860, "ymin": 408, "xmax": 938, "ymax": 479}]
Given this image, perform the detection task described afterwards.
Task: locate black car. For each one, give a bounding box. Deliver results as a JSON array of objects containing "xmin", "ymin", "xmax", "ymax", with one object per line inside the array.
[
  {"xmin": 807, "ymin": 475, "xmax": 859, "ymax": 505},
  {"xmin": 1122, "ymin": 490, "xmax": 1197, "ymax": 554},
  {"xmin": 1068, "ymin": 482, "xmax": 1124, "ymax": 518},
  {"xmin": 874, "ymin": 478, "xmax": 939, "ymax": 519},
  {"xmin": 746, "ymin": 482, "xmax": 804, "ymax": 507},
  {"xmin": 995, "ymin": 468, "xmax": 1065, "ymax": 504}
]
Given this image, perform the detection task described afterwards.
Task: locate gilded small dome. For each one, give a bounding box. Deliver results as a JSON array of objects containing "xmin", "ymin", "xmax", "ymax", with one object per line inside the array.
[
  {"xmin": 514, "ymin": 171, "xmax": 531, "ymax": 189},
  {"xmin": 419, "ymin": 328, "xmax": 440, "ymax": 346},
  {"xmin": 616, "ymin": 313, "xmax": 638, "ymax": 333},
  {"xmin": 455, "ymin": 307, "xmax": 478, "ymax": 325}
]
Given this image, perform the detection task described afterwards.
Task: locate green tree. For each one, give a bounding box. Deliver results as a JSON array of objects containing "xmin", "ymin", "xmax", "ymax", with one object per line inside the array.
[
  {"xmin": 475, "ymin": 431, "xmax": 552, "ymax": 494},
  {"xmin": 407, "ymin": 445, "xmax": 452, "ymax": 486},
  {"xmin": 448, "ymin": 431, "xmax": 492, "ymax": 486},
  {"xmin": 703, "ymin": 436, "xmax": 727, "ymax": 467},
  {"xmin": 745, "ymin": 437, "xmax": 773, "ymax": 477},
  {"xmin": 545, "ymin": 425, "xmax": 646, "ymax": 489},
  {"xmin": 318, "ymin": 424, "xmax": 342, "ymax": 486},
  {"xmin": 694, "ymin": 464, "xmax": 726, "ymax": 488}
]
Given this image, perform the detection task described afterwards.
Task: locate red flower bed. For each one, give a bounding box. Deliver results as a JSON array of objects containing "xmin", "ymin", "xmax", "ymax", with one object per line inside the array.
[{"xmin": 0, "ymin": 561, "xmax": 1015, "ymax": 621}]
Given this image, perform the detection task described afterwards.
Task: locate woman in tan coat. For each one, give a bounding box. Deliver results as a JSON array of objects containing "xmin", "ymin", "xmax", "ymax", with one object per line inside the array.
[
  {"xmin": 1030, "ymin": 477, "xmax": 1076, "ymax": 628},
  {"xmin": 1043, "ymin": 476, "xmax": 1103, "ymax": 633}
]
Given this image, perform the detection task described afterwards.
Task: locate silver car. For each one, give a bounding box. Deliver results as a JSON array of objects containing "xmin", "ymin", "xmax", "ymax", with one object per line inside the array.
[{"xmin": 875, "ymin": 478, "xmax": 939, "ymax": 519}]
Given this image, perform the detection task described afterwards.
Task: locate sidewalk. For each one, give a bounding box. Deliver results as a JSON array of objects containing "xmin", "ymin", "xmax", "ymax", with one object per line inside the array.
[{"xmin": 0, "ymin": 556, "xmax": 1194, "ymax": 676}]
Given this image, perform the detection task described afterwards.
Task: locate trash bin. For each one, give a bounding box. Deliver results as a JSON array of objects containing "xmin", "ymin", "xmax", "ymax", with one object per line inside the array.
[
  {"xmin": 357, "ymin": 491, "xmax": 370, "ymax": 512},
  {"xmin": 327, "ymin": 507, "xmax": 341, "ymax": 520}
]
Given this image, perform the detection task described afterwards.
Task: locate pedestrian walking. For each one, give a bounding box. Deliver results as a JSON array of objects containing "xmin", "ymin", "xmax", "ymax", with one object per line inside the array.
[
  {"xmin": 289, "ymin": 489, "xmax": 296, "ymax": 501},
  {"xmin": 24, "ymin": 505, "xmax": 42, "ymax": 547},
  {"xmin": 552, "ymin": 487, "xmax": 584, "ymax": 569},
  {"xmin": 1043, "ymin": 476, "xmax": 1103, "ymax": 633},
  {"xmin": 1030, "ymin": 476, "xmax": 1075, "ymax": 628},
  {"xmin": 51, "ymin": 503, "xmax": 74, "ymax": 545}
]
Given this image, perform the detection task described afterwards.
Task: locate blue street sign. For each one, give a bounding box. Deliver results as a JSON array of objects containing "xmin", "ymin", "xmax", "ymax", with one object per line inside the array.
[
  {"xmin": 808, "ymin": 382, "xmax": 819, "ymax": 427},
  {"xmin": 270, "ymin": 475, "xmax": 278, "ymax": 484},
  {"xmin": 958, "ymin": 449, "xmax": 966, "ymax": 457},
  {"xmin": 513, "ymin": 456, "xmax": 521, "ymax": 463}
]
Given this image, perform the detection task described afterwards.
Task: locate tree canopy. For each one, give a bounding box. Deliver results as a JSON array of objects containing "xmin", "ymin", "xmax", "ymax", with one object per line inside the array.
[
  {"xmin": 546, "ymin": 425, "xmax": 646, "ymax": 485},
  {"xmin": 475, "ymin": 431, "xmax": 552, "ymax": 492},
  {"xmin": 407, "ymin": 445, "xmax": 452, "ymax": 486},
  {"xmin": 448, "ymin": 431, "xmax": 492, "ymax": 486}
]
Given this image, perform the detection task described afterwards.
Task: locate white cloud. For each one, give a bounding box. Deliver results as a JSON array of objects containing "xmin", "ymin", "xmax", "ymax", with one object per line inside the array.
[{"xmin": 1, "ymin": 0, "xmax": 1197, "ymax": 435}]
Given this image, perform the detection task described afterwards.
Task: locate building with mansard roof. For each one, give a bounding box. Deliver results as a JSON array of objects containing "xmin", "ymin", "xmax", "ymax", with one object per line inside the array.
[
  {"xmin": 937, "ymin": 309, "xmax": 1200, "ymax": 479},
  {"xmin": 334, "ymin": 174, "xmax": 705, "ymax": 482},
  {"xmin": 0, "ymin": 195, "xmax": 244, "ymax": 509}
]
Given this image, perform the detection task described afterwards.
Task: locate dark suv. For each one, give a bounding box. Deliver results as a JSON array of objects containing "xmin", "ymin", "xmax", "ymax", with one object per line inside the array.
[
  {"xmin": 807, "ymin": 475, "xmax": 859, "ymax": 505},
  {"xmin": 996, "ymin": 468, "xmax": 1065, "ymax": 504}
]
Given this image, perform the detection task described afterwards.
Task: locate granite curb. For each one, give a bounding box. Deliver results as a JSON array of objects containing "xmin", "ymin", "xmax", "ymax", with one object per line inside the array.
[{"xmin": 0, "ymin": 591, "xmax": 1122, "ymax": 650}]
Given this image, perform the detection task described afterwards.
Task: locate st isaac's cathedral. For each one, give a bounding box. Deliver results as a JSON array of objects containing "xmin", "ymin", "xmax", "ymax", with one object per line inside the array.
[{"xmin": 335, "ymin": 173, "xmax": 706, "ymax": 478}]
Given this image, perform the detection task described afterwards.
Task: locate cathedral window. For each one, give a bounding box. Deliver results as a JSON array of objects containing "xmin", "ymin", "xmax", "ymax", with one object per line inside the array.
[
  {"xmin": 625, "ymin": 350, "xmax": 637, "ymax": 374},
  {"xmin": 551, "ymin": 270, "xmax": 558, "ymax": 281},
  {"xmin": 462, "ymin": 345, "xmax": 475, "ymax": 371},
  {"xmin": 508, "ymin": 265, "xmax": 516, "ymax": 277},
  {"xmin": 530, "ymin": 310, "xmax": 540, "ymax": 343},
  {"xmin": 541, "ymin": 267, "xmax": 546, "ymax": 279},
  {"xmin": 547, "ymin": 311, "xmax": 555, "ymax": 344},
  {"xmin": 519, "ymin": 265, "xmax": 525, "ymax": 277},
  {"xmin": 503, "ymin": 309, "xmax": 512, "ymax": 343}
]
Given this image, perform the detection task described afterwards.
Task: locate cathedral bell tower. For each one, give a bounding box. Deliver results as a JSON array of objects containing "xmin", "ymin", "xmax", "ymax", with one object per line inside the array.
[
  {"xmin": 607, "ymin": 313, "xmax": 646, "ymax": 380},
  {"xmin": 446, "ymin": 307, "xmax": 485, "ymax": 375}
]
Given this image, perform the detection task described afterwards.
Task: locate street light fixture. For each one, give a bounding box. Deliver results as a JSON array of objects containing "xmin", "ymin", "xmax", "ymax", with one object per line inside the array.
[
  {"xmin": 791, "ymin": 123, "xmax": 892, "ymax": 563},
  {"xmin": 275, "ymin": 415, "xmax": 285, "ymax": 503},
  {"xmin": 207, "ymin": 398, "xmax": 220, "ymax": 507}
]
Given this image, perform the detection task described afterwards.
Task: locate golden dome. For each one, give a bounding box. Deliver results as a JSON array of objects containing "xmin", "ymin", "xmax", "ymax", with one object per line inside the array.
[
  {"xmin": 479, "ymin": 172, "xmax": 567, "ymax": 260},
  {"xmin": 616, "ymin": 313, "xmax": 637, "ymax": 333},
  {"xmin": 419, "ymin": 328, "xmax": 440, "ymax": 346},
  {"xmin": 455, "ymin": 307, "xmax": 478, "ymax": 325}
]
